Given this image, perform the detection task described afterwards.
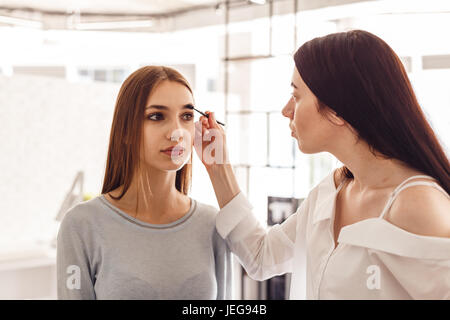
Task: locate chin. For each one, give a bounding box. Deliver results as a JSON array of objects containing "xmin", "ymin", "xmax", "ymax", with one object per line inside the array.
[
  {"xmin": 152, "ymin": 162, "xmax": 185, "ymax": 172},
  {"xmin": 164, "ymin": 155, "xmax": 192, "ymax": 170},
  {"xmin": 297, "ymin": 140, "xmax": 318, "ymax": 154}
]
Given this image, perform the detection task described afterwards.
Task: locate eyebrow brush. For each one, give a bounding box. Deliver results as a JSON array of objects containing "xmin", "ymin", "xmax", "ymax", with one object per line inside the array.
[{"xmin": 186, "ymin": 105, "xmax": 226, "ymax": 126}]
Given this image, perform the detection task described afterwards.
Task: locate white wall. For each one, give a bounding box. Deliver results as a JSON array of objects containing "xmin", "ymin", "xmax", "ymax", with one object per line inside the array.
[{"xmin": 0, "ymin": 74, "xmax": 119, "ymax": 250}]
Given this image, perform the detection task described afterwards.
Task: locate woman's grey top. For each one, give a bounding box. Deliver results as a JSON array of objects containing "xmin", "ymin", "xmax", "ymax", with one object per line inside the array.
[{"xmin": 56, "ymin": 195, "xmax": 232, "ymax": 300}]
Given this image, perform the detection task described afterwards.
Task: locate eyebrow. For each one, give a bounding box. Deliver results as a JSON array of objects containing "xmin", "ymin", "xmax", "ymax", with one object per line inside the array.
[
  {"xmin": 290, "ymin": 82, "xmax": 298, "ymax": 89},
  {"xmin": 145, "ymin": 103, "xmax": 194, "ymax": 110}
]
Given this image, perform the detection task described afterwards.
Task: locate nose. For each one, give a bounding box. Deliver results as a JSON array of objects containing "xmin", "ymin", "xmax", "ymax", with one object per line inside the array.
[
  {"xmin": 166, "ymin": 118, "xmax": 184, "ymax": 142},
  {"xmin": 281, "ymin": 97, "xmax": 295, "ymax": 119}
]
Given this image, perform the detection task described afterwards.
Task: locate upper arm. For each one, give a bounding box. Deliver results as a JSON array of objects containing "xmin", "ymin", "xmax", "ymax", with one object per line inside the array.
[
  {"xmin": 57, "ymin": 208, "xmax": 96, "ymax": 299},
  {"xmin": 212, "ymin": 229, "xmax": 233, "ymax": 299},
  {"xmin": 387, "ymin": 185, "xmax": 450, "ymax": 238}
]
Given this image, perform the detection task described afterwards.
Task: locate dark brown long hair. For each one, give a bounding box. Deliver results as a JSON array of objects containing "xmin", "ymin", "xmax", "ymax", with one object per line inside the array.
[
  {"xmin": 101, "ymin": 66, "xmax": 193, "ymax": 211},
  {"xmin": 294, "ymin": 30, "xmax": 449, "ymax": 193}
]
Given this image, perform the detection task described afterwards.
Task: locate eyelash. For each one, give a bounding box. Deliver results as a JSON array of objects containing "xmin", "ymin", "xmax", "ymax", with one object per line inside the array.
[{"xmin": 146, "ymin": 112, "xmax": 194, "ymax": 122}]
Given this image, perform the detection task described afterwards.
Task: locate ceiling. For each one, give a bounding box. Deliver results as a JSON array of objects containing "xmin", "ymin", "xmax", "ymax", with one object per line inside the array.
[
  {"xmin": 0, "ymin": 0, "xmax": 387, "ymax": 32},
  {"xmin": 0, "ymin": 0, "xmax": 219, "ymax": 16}
]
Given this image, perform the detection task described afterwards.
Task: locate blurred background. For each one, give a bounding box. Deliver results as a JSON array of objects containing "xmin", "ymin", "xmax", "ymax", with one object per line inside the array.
[{"xmin": 0, "ymin": 0, "xmax": 449, "ymax": 299}]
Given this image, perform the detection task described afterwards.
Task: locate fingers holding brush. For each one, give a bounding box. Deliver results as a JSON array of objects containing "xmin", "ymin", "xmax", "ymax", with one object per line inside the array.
[{"xmin": 205, "ymin": 111, "xmax": 225, "ymax": 132}]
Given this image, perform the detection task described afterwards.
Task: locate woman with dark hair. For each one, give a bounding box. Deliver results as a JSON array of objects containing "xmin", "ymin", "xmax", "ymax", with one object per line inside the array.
[
  {"xmin": 57, "ymin": 66, "xmax": 232, "ymax": 299},
  {"xmin": 196, "ymin": 30, "xmax": 449, "ymax": 299}
]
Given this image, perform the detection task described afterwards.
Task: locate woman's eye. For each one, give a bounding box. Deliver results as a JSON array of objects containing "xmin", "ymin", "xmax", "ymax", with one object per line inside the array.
[
  {"xmin": 146, "ymin": 112, "xmax": 193, "ymax": 121},
  {"xmin": 182, "ymin": 113, "xmax": 194, "ymax": 121},
  {"xmin": 147, "ymin": 113, "xmax": 164, "ymax": 121},
  {"xmin": 291, "ymin": 93, "xmax": 299, "ymax": 101},
  {"xmin": 147, "ymin": 113, "xmax": 162, "ymax": 121}
]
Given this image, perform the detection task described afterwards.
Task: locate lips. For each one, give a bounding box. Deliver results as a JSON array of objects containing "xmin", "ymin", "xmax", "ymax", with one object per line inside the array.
[
  {"xmin": 161, "ymin": 145, "xmax": 183, "ymax": 152},
  {"xmin": 161, "ymin": 145, "xmax": 185, "ymax": 156},
  {"xmin": 289, "ymin": 123, "xmax": 294, "ymax": 131},
  {"xmin": 289, "ymin": 123, "xmax": 296, "ymax": 137}
]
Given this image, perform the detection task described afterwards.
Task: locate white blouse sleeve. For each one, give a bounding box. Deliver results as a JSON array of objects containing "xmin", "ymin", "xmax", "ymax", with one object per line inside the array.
[
  {"xmin": 375, "ymin": 253, "xmax": 450, "ymax": 299},
  {"xmin": 216, "ymin": 192, "xmax": 309, "ymax": 281},
  {"xmin": 338, "ymin": 218, "xmax": 450, "ymax": 299}
]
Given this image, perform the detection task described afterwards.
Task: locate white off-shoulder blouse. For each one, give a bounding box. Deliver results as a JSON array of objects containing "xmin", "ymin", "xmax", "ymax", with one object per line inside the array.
[{"xmin": 216, "ymin": 169, "xmax": 450, "ymax": 299}]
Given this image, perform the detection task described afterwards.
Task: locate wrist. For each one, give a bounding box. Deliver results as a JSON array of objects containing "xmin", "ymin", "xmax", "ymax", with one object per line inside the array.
[
  {"xmin": 206, "ymin": 163, "xmax": 232, "ymax": 176},
  {"xmin": 206, "ymin": 163, "xmax": 241, "ymax": 208}
]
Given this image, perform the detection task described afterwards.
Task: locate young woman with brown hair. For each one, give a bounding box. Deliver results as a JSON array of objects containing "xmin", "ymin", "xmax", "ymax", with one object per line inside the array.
[
  {"xmin": 57, "ymin": 66, "xmax": 232, "ymax": 299},
  {"xmin": 196, "ymin": 30, "xmax": 449, "ymax": 299}
]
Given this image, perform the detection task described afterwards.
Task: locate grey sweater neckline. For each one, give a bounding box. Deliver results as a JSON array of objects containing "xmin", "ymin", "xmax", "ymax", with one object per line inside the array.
[{"xmin": 98, "ymin": 194, "xmax": 197, "ymax": 229}]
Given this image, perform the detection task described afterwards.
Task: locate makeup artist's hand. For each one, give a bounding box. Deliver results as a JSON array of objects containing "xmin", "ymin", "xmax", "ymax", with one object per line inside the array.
[
  {"xmin": 194, "ymin": 111, "xmax": 230, "ymax": 170},
  {"xmin": 194, "ymin": 111, "xmax": 240, "ymax": 208}
]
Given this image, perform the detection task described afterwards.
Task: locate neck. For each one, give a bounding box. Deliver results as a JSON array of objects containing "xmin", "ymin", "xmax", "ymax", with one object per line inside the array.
[
  {"xmin": 331, "ymin": 140, "xmax": 419, "ymax": 193},
  {"xmin": 110, "ymin": 166, "xmax": 188, "ymax": 219}
]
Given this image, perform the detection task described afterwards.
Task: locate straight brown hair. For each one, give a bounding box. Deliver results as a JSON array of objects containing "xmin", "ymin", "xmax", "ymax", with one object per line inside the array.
[
  {"xmin": 294, "ymin": 30, "xmax": 449, "ymax": 193},
  {"xmin": 101, "ymin": 66, "xmax": 193, "ymax": 212}
]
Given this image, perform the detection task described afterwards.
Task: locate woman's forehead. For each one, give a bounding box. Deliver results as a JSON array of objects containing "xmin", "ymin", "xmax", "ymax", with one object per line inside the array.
[
  {"xmin": 291, "ymin": 68, "xmax": 306, "ymax": 91},
  {"xmin": 146, "ymin": 81, "xmax": 193, "ymax": 107}
]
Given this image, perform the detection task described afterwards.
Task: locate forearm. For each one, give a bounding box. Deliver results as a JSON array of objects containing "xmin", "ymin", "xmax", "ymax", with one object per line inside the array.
[
  {"xmin": 207, "ymin": 164, "xmax": 241, "ymax": 209},
  {"xmin": 215, "ymin": 191, "xmax": 298, "ymax": 281}
]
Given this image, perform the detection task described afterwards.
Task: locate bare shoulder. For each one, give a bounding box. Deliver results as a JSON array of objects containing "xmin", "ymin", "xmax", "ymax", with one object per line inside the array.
[{"xmin": 387, "ymin": 182, "xmax": 450, "ymax": 238}]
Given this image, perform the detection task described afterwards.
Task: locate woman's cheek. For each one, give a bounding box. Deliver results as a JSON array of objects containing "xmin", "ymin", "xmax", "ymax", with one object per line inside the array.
[
  {"xmin": 294, "ymin": 107, "xmax": 305, "ymax": 134},
  {"xmin": 189, "ymin": 125, "xmax": 195, "ymax": 141}
]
